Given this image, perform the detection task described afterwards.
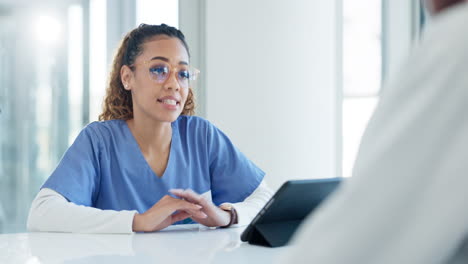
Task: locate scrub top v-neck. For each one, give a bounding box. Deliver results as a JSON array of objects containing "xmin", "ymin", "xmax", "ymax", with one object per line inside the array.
[
  {"xmin": 124, "ymin": 120, "xmax": 177, "ymax": 179},
  {"xmin": 41, "ymin": 116, "xmax": 264, "ymax": 222}
]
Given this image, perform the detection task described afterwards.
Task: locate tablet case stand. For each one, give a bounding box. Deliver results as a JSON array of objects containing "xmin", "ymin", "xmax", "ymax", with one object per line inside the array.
[
  {"xmin": 248, "ymin": 220, "xmax": 301, "ymax": 248},
  {"xmin": 241, "ymin": 178, "xmax": 342, "ymax": 248}
]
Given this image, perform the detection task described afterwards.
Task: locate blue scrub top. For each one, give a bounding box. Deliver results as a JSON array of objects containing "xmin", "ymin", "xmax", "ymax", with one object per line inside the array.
[{"xmin": 42, "ymin": 116, "xmax": 264, "ymax": 223}]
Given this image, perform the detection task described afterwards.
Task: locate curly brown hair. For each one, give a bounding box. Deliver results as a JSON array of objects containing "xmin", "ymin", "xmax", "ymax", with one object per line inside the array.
[{"xmin": 99, "ymin": 24, "xmax": 196, "ymax": 121}]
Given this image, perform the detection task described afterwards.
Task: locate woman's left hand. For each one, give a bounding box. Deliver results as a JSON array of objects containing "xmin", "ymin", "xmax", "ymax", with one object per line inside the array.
[{"xmin": 169, "ymin": 189, "xmax": 231, "ymax": 227}]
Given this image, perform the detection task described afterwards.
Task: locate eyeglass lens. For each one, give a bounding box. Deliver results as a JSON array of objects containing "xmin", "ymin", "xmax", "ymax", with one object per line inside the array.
[{"xmin": 148, "ymin": 62, "xmax": 195, "ymax": 87}]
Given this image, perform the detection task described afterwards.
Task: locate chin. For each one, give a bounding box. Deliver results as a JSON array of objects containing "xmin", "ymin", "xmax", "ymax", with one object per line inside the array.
[{"xmin": 158, "ymin": 113, "xmax": 181, "ymax": 123}]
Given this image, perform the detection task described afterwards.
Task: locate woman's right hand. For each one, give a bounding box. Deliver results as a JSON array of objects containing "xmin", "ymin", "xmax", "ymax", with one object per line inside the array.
[{"xmin": 132, "ymin": 195, "xmax": 207, "ymax": 232}]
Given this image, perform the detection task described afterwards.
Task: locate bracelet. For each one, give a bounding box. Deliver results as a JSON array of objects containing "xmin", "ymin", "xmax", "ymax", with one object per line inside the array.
[{"xmin": 219, "ymin": 204, "xmax": 238, "ymax": 228}]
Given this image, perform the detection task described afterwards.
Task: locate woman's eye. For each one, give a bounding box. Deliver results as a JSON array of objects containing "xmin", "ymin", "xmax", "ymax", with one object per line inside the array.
[
  {"xmin": 178, "ymin": 70, "xmax": 190, "ymax": 80},
  {"xmin": 149, "ymin": 66, "xmax": 169, "ymax": 76}
]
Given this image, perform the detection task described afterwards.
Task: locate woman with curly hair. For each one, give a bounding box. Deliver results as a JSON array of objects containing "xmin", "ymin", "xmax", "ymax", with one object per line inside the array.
[{"xmin": 27, "ymin": 24, "xmax": 272, "ymax": 233}]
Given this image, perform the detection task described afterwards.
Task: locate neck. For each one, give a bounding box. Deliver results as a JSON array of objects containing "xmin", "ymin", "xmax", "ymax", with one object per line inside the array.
[{"xmin": 126, "ymin": 116, "xmax": 172, "ymax": 154}]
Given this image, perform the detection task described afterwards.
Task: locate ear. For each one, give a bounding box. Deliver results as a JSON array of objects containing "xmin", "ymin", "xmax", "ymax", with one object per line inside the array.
[{"xmin": 120, "ymin": 65, "xmax": 133, "ymax": 90}]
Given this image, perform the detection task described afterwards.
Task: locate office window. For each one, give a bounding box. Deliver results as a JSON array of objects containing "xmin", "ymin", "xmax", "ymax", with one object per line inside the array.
[
  {"xmin": 0, "ymin": 6, "xmax": 73, "ymax": 233},
  {"xmin": 136, "ymin": 0, "xmax": 178, "ymax": 27},
  {"xmin": 0, "ymin": 0, "xmax": 183, "ymax": 234},
  {"xmin": 89, "ymin": 0, "xmax": 107, "ymax": 122},
  {"xmin": 68, "ymin": 5, "xmax": 84, "ymax": 144},
  {"xmin": 342, "ymin": 0, "xmax": 425, "ymax": 177},
  {"xmin": 342, "ymin": 0, "xmax": 381, "ymax": 177}
]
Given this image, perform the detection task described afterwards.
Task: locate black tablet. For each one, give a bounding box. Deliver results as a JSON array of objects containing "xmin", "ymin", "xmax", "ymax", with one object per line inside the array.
[{"xmin": 240, "ymin": 178, "xmax": 342, "ymax": 247}]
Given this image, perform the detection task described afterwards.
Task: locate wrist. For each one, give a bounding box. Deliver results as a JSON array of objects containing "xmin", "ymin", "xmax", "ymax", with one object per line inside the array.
[
  {"xmin": 132, "ymin": 213, "xmax": 145, "ymax": 232},
  {"xmin": 219, "ymin": 204, "xmax": 238, "ymax": 228}
]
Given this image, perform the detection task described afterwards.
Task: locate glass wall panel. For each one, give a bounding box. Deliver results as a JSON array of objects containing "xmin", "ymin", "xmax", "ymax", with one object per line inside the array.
[
  {"xmin": 0, "ymin": 5, "xmax": 72, "ymax": 232},
  {"xmin": 89, "ymin": 0, "xmax": 106, "ymax": 122},
  {"xmin": 0, "ymin": 0, "xmax": 179, "ymax": 234},
  {"xmin": 0, "ymin": 2, "xmax": 81, "ymax": 233}
]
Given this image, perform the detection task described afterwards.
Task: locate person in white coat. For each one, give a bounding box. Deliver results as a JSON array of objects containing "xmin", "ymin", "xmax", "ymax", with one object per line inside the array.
[{"xmin": 279, "ymin": 0, "xmax": 468, "ymax": 263}]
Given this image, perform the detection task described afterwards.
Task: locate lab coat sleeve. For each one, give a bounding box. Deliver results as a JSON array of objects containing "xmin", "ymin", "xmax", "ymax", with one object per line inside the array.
[
  {"xmin": 223, "ymin": 179, "xmax": 274, "ymax": 227},
  {"xmin": 27, "ymin": 188, "xmax": 137, "ymax": 234}
]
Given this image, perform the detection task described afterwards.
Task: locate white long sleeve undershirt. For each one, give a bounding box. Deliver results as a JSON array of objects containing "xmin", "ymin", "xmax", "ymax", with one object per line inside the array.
[{"xmin": 27, "ymin": 180, "xmax": 273, "ymax": 234}]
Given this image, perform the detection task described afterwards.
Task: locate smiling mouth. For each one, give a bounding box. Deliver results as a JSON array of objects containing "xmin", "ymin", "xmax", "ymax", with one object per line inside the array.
[{"xmin": 157, "ymin": 99, "xmax": 179, "ymax": 106}]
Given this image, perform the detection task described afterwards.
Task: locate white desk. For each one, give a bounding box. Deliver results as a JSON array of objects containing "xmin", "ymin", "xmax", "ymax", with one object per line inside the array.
[{"xmin": 0, "ymin": 225, "xmax": 287, "ymax": 264}]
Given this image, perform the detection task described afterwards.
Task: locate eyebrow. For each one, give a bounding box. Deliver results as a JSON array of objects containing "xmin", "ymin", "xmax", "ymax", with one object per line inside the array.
[{"xmin": 150, "ymin": 56, "xmax": 188, "ymax": 65}]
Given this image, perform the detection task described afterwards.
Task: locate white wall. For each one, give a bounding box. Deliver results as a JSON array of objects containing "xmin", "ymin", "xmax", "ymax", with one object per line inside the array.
[{"xmin": 184, "ymin": 0, "xmax": 341, "ymax": 190}]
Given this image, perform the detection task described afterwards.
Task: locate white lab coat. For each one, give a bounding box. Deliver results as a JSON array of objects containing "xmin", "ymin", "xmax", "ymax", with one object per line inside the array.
[{"xmin": 279, "ymin": 3, "xmax": 468, "ymax": 264}]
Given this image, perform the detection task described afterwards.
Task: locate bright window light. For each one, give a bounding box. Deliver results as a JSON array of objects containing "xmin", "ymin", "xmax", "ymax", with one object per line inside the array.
[
  {"xmin": 35, "ymin": 15, "xmax": 61, "ymax": 45},
  {"xmin": 343, "ymin": 0, "xmax": 381, "ymax": 97},
  {"xmin": 89, "ymin": 0, "xmax": 107, "ymax": 122},
  {"xmin": 136, "ymin": 0, "xmax": 178, "ymax": 27},
  {"xmin": 342, "ymin": 97, "xmax": 378, "ymax": 177},
  {"xmin": 68, "ymin": 4, "xmax": 83, "ymax": 144},
  {"xmin": 342, "ymin": 0, "xmax": 382, "ymax": 177}
]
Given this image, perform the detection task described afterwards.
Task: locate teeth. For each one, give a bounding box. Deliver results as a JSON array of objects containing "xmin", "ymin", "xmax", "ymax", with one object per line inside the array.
[{"xmin": 162, "ymin": 99, "xmax": 177, "ymax": 105}]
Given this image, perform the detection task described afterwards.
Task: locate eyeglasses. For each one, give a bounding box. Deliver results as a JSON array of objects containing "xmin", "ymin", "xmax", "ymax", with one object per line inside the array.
[{"xmin": 130, "ymin": 60, "xmax": 200, "ymax": 89}]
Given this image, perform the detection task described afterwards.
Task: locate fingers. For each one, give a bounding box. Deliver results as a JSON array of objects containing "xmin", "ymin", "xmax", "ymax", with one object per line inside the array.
[
  {"xmin": 171, "ymin": 211, "xmax": 191, "ymax": 224},
  {"xmin": 177, "ymin": 200, "xmax": 207, "ymax": 218},
  {"xmin": 167, "ymin": 195, "xmax": 207, "ymax": 219},
  {"xmin": 170, "ymin": 189, "xmax": 210, "ymax": 207},
  {"xmin": 181, "ymin": 208, "xmax": 207, "ymax": 219},
  {"xmin": 175, "ymin": 198, "xmax": 203, "ymax": 211}
]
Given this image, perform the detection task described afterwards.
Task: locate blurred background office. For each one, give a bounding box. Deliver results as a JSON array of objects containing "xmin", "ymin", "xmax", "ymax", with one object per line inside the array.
[{"xmin": 0, "ymin": 0, "xmax": 425, "ymax": 233}]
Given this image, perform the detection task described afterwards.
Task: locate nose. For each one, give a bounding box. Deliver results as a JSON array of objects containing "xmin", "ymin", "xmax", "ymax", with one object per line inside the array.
[{"xmin": 163, "ymin": 70, "xmax": 180, "ymax": 91}]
